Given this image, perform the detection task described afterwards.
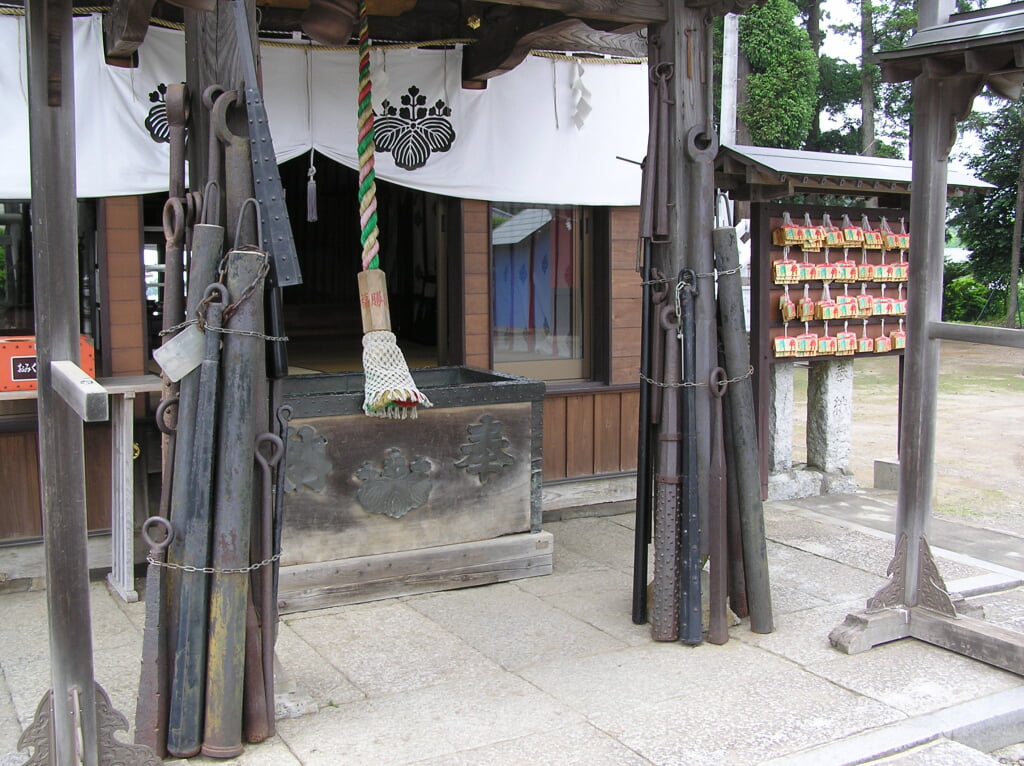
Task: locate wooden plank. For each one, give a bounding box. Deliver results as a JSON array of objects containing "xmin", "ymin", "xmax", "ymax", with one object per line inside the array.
[
  {"xmin": 610, "ymin": 355, "xmax": 641, "ymax": 386},
  {"xmin": 84, "ymin": 424, "xmax": 113, "ymax": 531},
  {"xmin": 543, "ymin": 396, "xmax": 568, "ymax": 479},
  {"xmin": 619, "ymin": 388, "xmax": 640, "ymax": 471},
  {"xmin": 593, "ymin": 392, "xmax": 621, "ymax": 473},
  {"xmin": 911, "ymin": 607, "xmax": 1024, "ymax": 675},
  {"xmin": 612, "ymin": 296, "xmax": 642, "ymax": 329},
  {"xmin": 565, "ymin": 394, "xmax": 594, "ymax": 477},
  {"xmin": 278, "ymin": 531, "xmax": 554, "ymax": 614}
]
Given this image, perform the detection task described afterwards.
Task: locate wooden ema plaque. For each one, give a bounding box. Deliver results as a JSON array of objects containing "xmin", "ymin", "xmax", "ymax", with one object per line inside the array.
[{"xmin": 763, "ymin": 207, "xmax": 909, "ymax": 362}]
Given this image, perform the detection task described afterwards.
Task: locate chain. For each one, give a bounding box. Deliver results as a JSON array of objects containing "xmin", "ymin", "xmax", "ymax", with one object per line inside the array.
[
  {"xmin": 148, "ymin": 551, "xmax": 282, "ymax": 575},
  {"xmin": 641, "ymin": 266, "xmax": 741, "ymax": 288},
  {"xmin": 997, "ymin": 757, "xmax": 1024, "ymax": 765},
  {"xmin": 158, "ymin": 316, "xmax": 288, "ymax": 343},
  {"xmin": 640, "ymin": 365, "xmax": 753, "ymax": 389}
]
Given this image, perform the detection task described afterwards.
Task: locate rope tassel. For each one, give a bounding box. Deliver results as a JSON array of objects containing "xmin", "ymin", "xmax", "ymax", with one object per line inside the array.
[
  {"xmin": 358, "ymin": 270, "xmax": 431, "ymax": 418},
  {"xmin": 354, "ymin": 0, "xmax": 431, "ymax": 418}
]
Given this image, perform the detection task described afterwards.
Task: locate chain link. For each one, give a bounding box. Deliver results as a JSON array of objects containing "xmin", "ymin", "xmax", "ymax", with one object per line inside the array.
[
  {"xmin": 997, "ymin": 757, "xmax": 1024, "ymax": 765},
  {"xmin": 640, "ymin": 365, "xmax": 753, "ymax": 389},
  {"xmin": 147, "ymin": 551, "xmax": 282, "ymax": 575}
]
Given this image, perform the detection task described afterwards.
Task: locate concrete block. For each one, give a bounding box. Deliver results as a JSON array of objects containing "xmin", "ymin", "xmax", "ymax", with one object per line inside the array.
[
  {"xmin": 875, "ymin": 459, "xmax": 901, "ymax": 491},
  {"xmin": 767, "ymin": 468, "xmax": 823, "ymax": 501},
  {"xmin": 822, "ymin": 470, "xmax": 858, "ymax": 495}
]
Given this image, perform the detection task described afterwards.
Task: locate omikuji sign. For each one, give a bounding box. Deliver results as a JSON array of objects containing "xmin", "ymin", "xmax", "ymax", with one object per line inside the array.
[{"xmin": 0, "ymin": 336, "xmax": 95, "ymax": 391}]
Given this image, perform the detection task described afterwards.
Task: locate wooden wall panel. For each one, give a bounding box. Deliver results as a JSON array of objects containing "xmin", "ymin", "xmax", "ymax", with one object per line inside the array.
[
  {"xmin": 565, "ymin": 395, "xmax": 595, "ymax": 477},
  {"xmin": 462, "ymin": 199, "xmax": 491, "ymax": 370},
  {"xmin": 0, "ymin": 424, "xmax": 111, "ymax": 540},
  {"xmin": 619, "ymin": 389, "xmax": 640, "ymax": 472},
  {"xmin": 542, "ymin": 396, "xmax": 567, "ymax": 478},
  {"xmin": 0, "ymin": 431, "xmax": 42, "ymax": 538},
  {"xmin": 100, "ymin": 196, "xmax": 146, "ymax": 377},
  {"xmin": 593, "ymin": 392, "xmax": 621, "ymax": 473},
  {"xmin": 608, "ymin": 207, "xmax": 643, "ymax": 386}
]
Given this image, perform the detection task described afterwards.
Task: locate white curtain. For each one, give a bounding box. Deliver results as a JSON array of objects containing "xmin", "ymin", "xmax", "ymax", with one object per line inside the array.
[{"xmin": 0, "ymin": 15, "xmax": 646, "ymax": 206}]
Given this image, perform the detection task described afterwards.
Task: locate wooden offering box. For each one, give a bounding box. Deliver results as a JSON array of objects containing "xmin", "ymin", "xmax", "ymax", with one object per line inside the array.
[{"xmin": 277, "ymin": 366, "xmax": 550, "ymax": 612}]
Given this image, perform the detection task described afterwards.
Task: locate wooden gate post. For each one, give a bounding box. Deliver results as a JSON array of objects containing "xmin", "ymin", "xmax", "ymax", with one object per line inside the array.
[{"xmin": 19, "ymin": 4, "xmax": 159, "ymax": 764}]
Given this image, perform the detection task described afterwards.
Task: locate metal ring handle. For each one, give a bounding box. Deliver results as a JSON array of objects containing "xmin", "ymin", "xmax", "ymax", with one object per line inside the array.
[
  {"xmin": 162, "ymin": 197, "xmax": 185, "ymax": 246},
  {"xmin": 255, "ymin": 432, "xmax": 285, "ymax": 470},
  {"xmin": 709, "ymin": 366, "xmax": 728, "ymax": 399},
  {"xmin": 155, "ymin": 397, "xmax": 179, "ymax": 435},
  {"xmin": 141, "ymin": 516, "xmax": 174, "ymax": 552},
  {"xmin": 233, "ymin": 196, "xmax": 264, "ymax": 251}
]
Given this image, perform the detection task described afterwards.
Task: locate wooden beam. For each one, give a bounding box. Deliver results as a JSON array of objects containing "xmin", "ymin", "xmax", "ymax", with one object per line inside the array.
[
  {"xmin": 51, "ymin": 360, "xmax": 109, "ymax": 423},
  {"xmin": 520, "ymin": 22, "xmax": 646, "ymax": 57},
  {"xmin": 461, "ymin": 6, "xmax": 570, "ymax": 81},
  {"xmin": 103, "ymin": 0, "xmax": 157, "ymax": 59},
  {"xmin": 478, "ymin": 0, "xmax": 666, "ymax": 25}
]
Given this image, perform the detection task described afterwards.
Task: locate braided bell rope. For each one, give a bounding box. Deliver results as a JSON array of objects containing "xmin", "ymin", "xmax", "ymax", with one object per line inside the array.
[{"xmin": 357, "ymin": 0, "xmax": 380, "ymax": 272}]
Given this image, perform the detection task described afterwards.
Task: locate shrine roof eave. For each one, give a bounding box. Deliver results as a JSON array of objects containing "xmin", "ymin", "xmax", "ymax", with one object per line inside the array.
[
  {"xmin": 878, "ymin": 3, "xmax": 1024, "ymax": 95},
  {"xmin": 715, "ymin": 144, "xmax": 993, "ymax": 203}
]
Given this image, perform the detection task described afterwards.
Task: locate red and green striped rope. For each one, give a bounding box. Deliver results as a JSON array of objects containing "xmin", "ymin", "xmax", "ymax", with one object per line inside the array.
[{"xmin": 357, "ymin": 0, "xmax": 379, "ymax": 271}]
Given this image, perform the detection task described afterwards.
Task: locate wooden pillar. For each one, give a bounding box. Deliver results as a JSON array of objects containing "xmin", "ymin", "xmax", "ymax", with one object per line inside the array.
[
  {"xmin": 24, "ymin": 2, "xmax": 99, "ymax": 763},
  {"xmin": 650, "ymin": 2, "xmax": 719, "ymax": 540},
  {"xmin": 898, "ymin": 67, "xmax": 982, "ymax": 604}
]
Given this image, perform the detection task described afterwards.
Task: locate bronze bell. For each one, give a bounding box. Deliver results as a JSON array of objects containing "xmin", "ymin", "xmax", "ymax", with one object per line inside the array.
[
  {"xmin": 163, "ymin": 0, "xmax": 217, "ymax": 11},
  {"xmin": 302, "ymin": 0, "xmax": 359, "ymax": 45}
]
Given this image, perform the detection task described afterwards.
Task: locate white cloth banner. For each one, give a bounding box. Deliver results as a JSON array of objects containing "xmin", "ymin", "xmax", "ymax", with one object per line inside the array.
[{"xmin": 0, "ymin": 15, "xmax": 647, "ymax": 206}]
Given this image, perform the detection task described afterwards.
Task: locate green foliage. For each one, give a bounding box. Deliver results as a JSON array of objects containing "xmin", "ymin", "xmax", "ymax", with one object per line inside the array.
[
  {"xmin": 817, "ymin": 55, "xmax": 860, "ymax": 118},
  {"xmin": 738, "ymin": 0, "xmax": 819, "ymax": 148},
  {"xmin": 943, "ymin": 271, "xmax": 1002, "ymax": 322},
  {"xmin": 948, "ymin": 101, "xmax": 1024, "ymax": 288}
]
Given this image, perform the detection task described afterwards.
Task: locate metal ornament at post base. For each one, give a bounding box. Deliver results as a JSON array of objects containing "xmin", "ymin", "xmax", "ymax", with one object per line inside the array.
[{"xmin": 19, "ymin": 683, "xmax": 161, "ymax": 766}]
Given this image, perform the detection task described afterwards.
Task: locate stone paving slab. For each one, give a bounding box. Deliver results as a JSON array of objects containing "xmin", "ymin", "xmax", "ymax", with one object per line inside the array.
[
  {"xmin": 408, "ymin": 722, "xmax": 657, "ymax": 766},
  {"xmin": 2, "ymin": 493, "xmax": 1024, "ymax": 765},
  {"xmin": 284, "ymin": 599, "xmax": 502, "ymax": 697},
  {"xmin": 273, "ymin": 670, "xmax": 582, "ymax": 765},
  {"xmin": 408, "ymin": 581, "xmax": 628, "ymax": 671}
]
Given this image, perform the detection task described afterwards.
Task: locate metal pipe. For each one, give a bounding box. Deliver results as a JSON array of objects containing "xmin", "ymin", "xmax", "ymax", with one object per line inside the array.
[
  {"xmin": 202, "ymin": 249, "xmax": 268, "ymax": 758},
  {"xmin": 714, "ymin": 226, "xmax": 773, "ymax": 634},
  {"xmin": 722, "ymin": 385, "xmax": 748, "ymax": 619},
  {"xmin": 678, "ymin": 269, "xmax": 702, "ymax": 646},
  {"xmin": 707, "ymin": 366, "xmax": 729, "ymax": 645},
  {"xmin": 632, "ymin": 239, "xmax": 654, "ymax": 625},
  {"xmin": 166, "ymin": 285, "xmax": 227, "ymax": 758}
]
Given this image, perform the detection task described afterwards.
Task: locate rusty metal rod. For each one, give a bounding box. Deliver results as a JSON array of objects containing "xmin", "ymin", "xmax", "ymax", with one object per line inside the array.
[
  {"xmin": 135, "ymin": 516, "xmax": 174, "ymax": 757},
  {"xmin": 254, "ymin": 433, "xmax": 284, "ymax": 737},
  {"xmin": 651, "ymin": 303, "xmax": 681, "ymax": 641}
]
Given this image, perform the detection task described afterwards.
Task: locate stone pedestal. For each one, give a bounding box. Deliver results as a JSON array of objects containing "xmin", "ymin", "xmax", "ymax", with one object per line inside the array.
[
  {"xmin": 768, "ymin": 361, "xmax": 794, "ymax": 472},
  {"xmin": 806, "ymin": 359, "xmax": 854, "ymax": 473}
]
